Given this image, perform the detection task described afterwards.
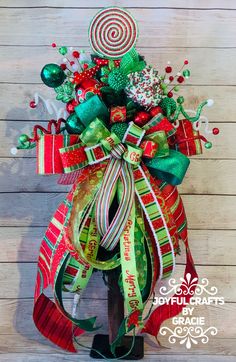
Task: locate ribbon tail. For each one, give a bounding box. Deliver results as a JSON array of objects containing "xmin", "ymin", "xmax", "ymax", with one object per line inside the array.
[
  {"xmin": 33, "ymin": 190, "xmax": 85, "ymax": 352},
  {"xmin": 33, "ymin": 166, "xmax": 104, "ymax": 352},
  {"xmin": 33, "ymin": 293, "xmax": 83, "ymax": 352},
  {"xmin": 133, "ymin": 164, "xmax": 176, "ymax": 281},
  {"xmin": 141, "ymin": 241, "xmax": 198, "ymax": 337}
]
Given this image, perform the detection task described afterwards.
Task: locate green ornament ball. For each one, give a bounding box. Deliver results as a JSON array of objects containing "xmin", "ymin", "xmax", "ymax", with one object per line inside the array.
[
  {"xmin": 59, "ymin": 46, "xmax": 68, "ymax": 55},
  {"xmin": 111, "ymin": 122, "xmax": 129, "ymax": 140},
  {"xmin": 19, "ymin": 134, "xmax": 29, "ymax": 143},
  {"xmin": 177, "ymin": 96, "xmax": 185, "ymax": 104},
  {"xmin": 66, "ymin": 113, "xmax": 85, "ymax": 134},
  {"xmin": 41, "ymin": 63, "xmax": 66, "ymax": 88},
  {"xmin": 161, "ymin": 83, "xmax": 167, "ymax": 90},
  {"xmin": 183, "ymin": 69, "xmax": 190, "ymax": 78},
  {"xmin": 205, "ymin": 141, "xmax": 212, "ymax": 149},
  {"xmin": 108, "ymin": 69, "xmax": 128, "ymax": 92},
  {"xmin": 159, "ymin": 97, "xmax": 177, "ymax": 116}
]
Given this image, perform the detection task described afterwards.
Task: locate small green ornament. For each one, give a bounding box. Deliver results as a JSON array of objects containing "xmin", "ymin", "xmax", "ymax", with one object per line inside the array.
[
  {"xmin": 205, "ymin": 141, "xmax": 212, "ymax": 149},
  {"xmin": 177, "ymin": 96, "xmax": 185, "ymax": 104},
  {"xmin": 183, "ymin": 69, "xmax": 190, "ymax": 78},
  {"xmin": 161, "ymin": 83, "xmax": 167, "ymax": 90},
  {"xmin": 159, "ymin": 97, "xmax": 177, "ymax": 116},
  {"xmin": 174, "ymin": 86, "xmax": 180, "ymax": 92},
  {"xmin": 111, "ymin": 122, "xmax": 129, "ymax": 141},
  {"xmin": 59, "ymin": 46, "xmax": 68, "ymax": 55},
  {"xmin": 66, "ymin": 113, "xmax": 85, "ymax": 134},
  {"xmin": 41, "ymin": 63, "xmax": 66, "ymax": 88},
  {"xmin": 19, "ymin": 134, "xmax": 29, "ymax": 143},
  {"xmin": 108, "ymin": 68, "xmax": 128, "ymax": 92}
]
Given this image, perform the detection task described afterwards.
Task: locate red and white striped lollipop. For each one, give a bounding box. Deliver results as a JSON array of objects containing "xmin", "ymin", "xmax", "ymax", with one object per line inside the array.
[{"xmin": 89, "ymin": 7, "xmax": 138, "ymax": 59}]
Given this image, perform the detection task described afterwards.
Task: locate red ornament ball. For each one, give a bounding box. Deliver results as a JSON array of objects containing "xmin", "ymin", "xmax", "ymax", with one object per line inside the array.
[
  {"xmin": 83, "ymin": 63, "xmax": 88, "ymax": 69},
  {"xmin": 177, "ymin": 76, "xmax": 184, "ymax": 83},
  {"xmin": 149, "ymin": 106, "xmax": 163, "ymax": 118},
  {"xmin": 72, "ymin": 51, "xmax": 80, "ymax": 58},
  {"xmin": 184, "ymin": 59, "xmax": 189, "ymax": 65},
  {"xmin": 212, "ymin": 127, "xmax": 220, "ymax": 135},
  {"xmin": 66, "ymin": 99, "xmax": 79, "ymax": 113},
  {"xmin": 51, "ymin": 43, "xmax": 57, "ymax": 48},
  {"xmin": 167, "ymin": 91, "xmax": 173, "ymax": 98},
  {"xmin": 29, "ymin": 100, "xmax": 36, "ymax": 109},
  {"xmin": 165, "ymin": 66, "xmax": 172, "ymax": 73},
  {"xmin": 169, "ymin": 76, "xmax": 174, "ymax": 82},
  {"xmin": 134, "ymin": 111, "xmax": 151, "ymax": 126},
  {"xmin": 60, "ymin": 64, "xmax": 67, "ymax": 70}
]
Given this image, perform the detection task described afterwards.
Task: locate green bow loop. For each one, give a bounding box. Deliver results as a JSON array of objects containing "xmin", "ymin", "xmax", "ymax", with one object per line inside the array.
[
  {"xmin": 145, "ymin": 130, "xmax": 169, "ymax": 158},
  {"xmin": 101, "ymin": 132, "xmax": 121, "ymax": 151},
  {"xmin": 65, "ymin": 117, "xmax": 145, "ymax": 168},
  {"xmin": 123, "ymin": 144, "xmax": 143, "ymax": 165},
  {"xmin": 120, "ymin": 47, "xmax": 146, "ymax": 75},
  {"xmin": 145, "ymin": 149, "xmax": 190, "ymax": 185},
  {"xmin": 80, "ymin": 117, "xmax": 110, "ymax": 146},
  {"xmin": 60, "ymin": 117, "xmax": 189, "ymax": 184}
]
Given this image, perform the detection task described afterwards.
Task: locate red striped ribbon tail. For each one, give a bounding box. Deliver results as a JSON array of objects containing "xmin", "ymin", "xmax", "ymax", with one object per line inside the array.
[
  {"xmin": 33, "ymin": 167, "xmax": 103, "ymax": 352},
  {"xmin": 33, "ymin": 294, "xmax": 84, "ymax": 352},
  {"xmin": 57, "ymin": 170, "xmax": 81, "ymax": 185},
  {"xmin": 141, "ymin": 240, "xmax": 198, "ymax": 338}
]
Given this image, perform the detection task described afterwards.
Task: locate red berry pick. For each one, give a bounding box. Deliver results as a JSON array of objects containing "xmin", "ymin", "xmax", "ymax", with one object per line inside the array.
[
  {"xmin": 177, "ymin": 76, "xmax": 184, "ymax": 83},
  {"xmin": 165, "ymin": 66, "xmax": 172, "ymax": 73},
  {"xmin": 29, "ymin": 100, "xmax": 36, "ymax": 109},
  {"xmin": 72, "ymin": 51, "xmax": 80, "ymax": 58},
  {"xmin": 212, "ymin": 127, "xmax": 220, "ymax": 135}
]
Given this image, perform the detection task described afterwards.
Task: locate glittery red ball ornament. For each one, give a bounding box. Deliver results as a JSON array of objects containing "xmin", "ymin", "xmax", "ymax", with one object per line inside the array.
[
  {"xmin": 165, "ymin": 66, "xmax": 172, "ymax": 73},
  {"xmin": 66, "ymin": 99, "xmax": 79, "ymax": 114},
  {"xmin": 134, "ymin": 111, "xmax": 151, "ymax": 126},
  {"xmin": 149, "ymin": 106, "xmax": 163, "ymax": 118},
  {"xmin": 212, "ymin": 127, "xmax": 220, "ymax": 135},
  {"xmin": 60, "ymin": 64, "xmax": 67, "ymax": 70},
  {"xmin": 72, "ymin": 51, "xmax": 80, "ymax": 58},
  {"xmin": 169, "ymin": 76, "xmax": 174, "ymax": 82},
  {"xmin": 177, "ymin": 76, "xmax": 184, "ymax": 83},
  {"xmin": 29, "ymin": 100, "xmax": 36, "ymax": 108},
  {"xmin": 168, "ymin": 91, "xmax": 173, "ymax": 98}
]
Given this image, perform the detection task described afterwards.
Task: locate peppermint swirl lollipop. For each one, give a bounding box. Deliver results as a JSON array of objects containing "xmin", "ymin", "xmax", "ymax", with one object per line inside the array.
[{"xmin": 89, "ymin": 7, "xmax": 138, "ymax": 59}]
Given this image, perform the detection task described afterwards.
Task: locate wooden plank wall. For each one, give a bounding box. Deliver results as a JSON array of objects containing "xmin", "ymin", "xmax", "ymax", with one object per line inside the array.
[{"xmin": 0, "ymin": 1, "xmax": 235, "ymax": 361}]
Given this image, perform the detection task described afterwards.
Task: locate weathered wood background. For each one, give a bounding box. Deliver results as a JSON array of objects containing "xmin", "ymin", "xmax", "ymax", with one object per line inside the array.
[{"xmin": 0, "ymin": 0, "xmax": 235, "ymax": 361}]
